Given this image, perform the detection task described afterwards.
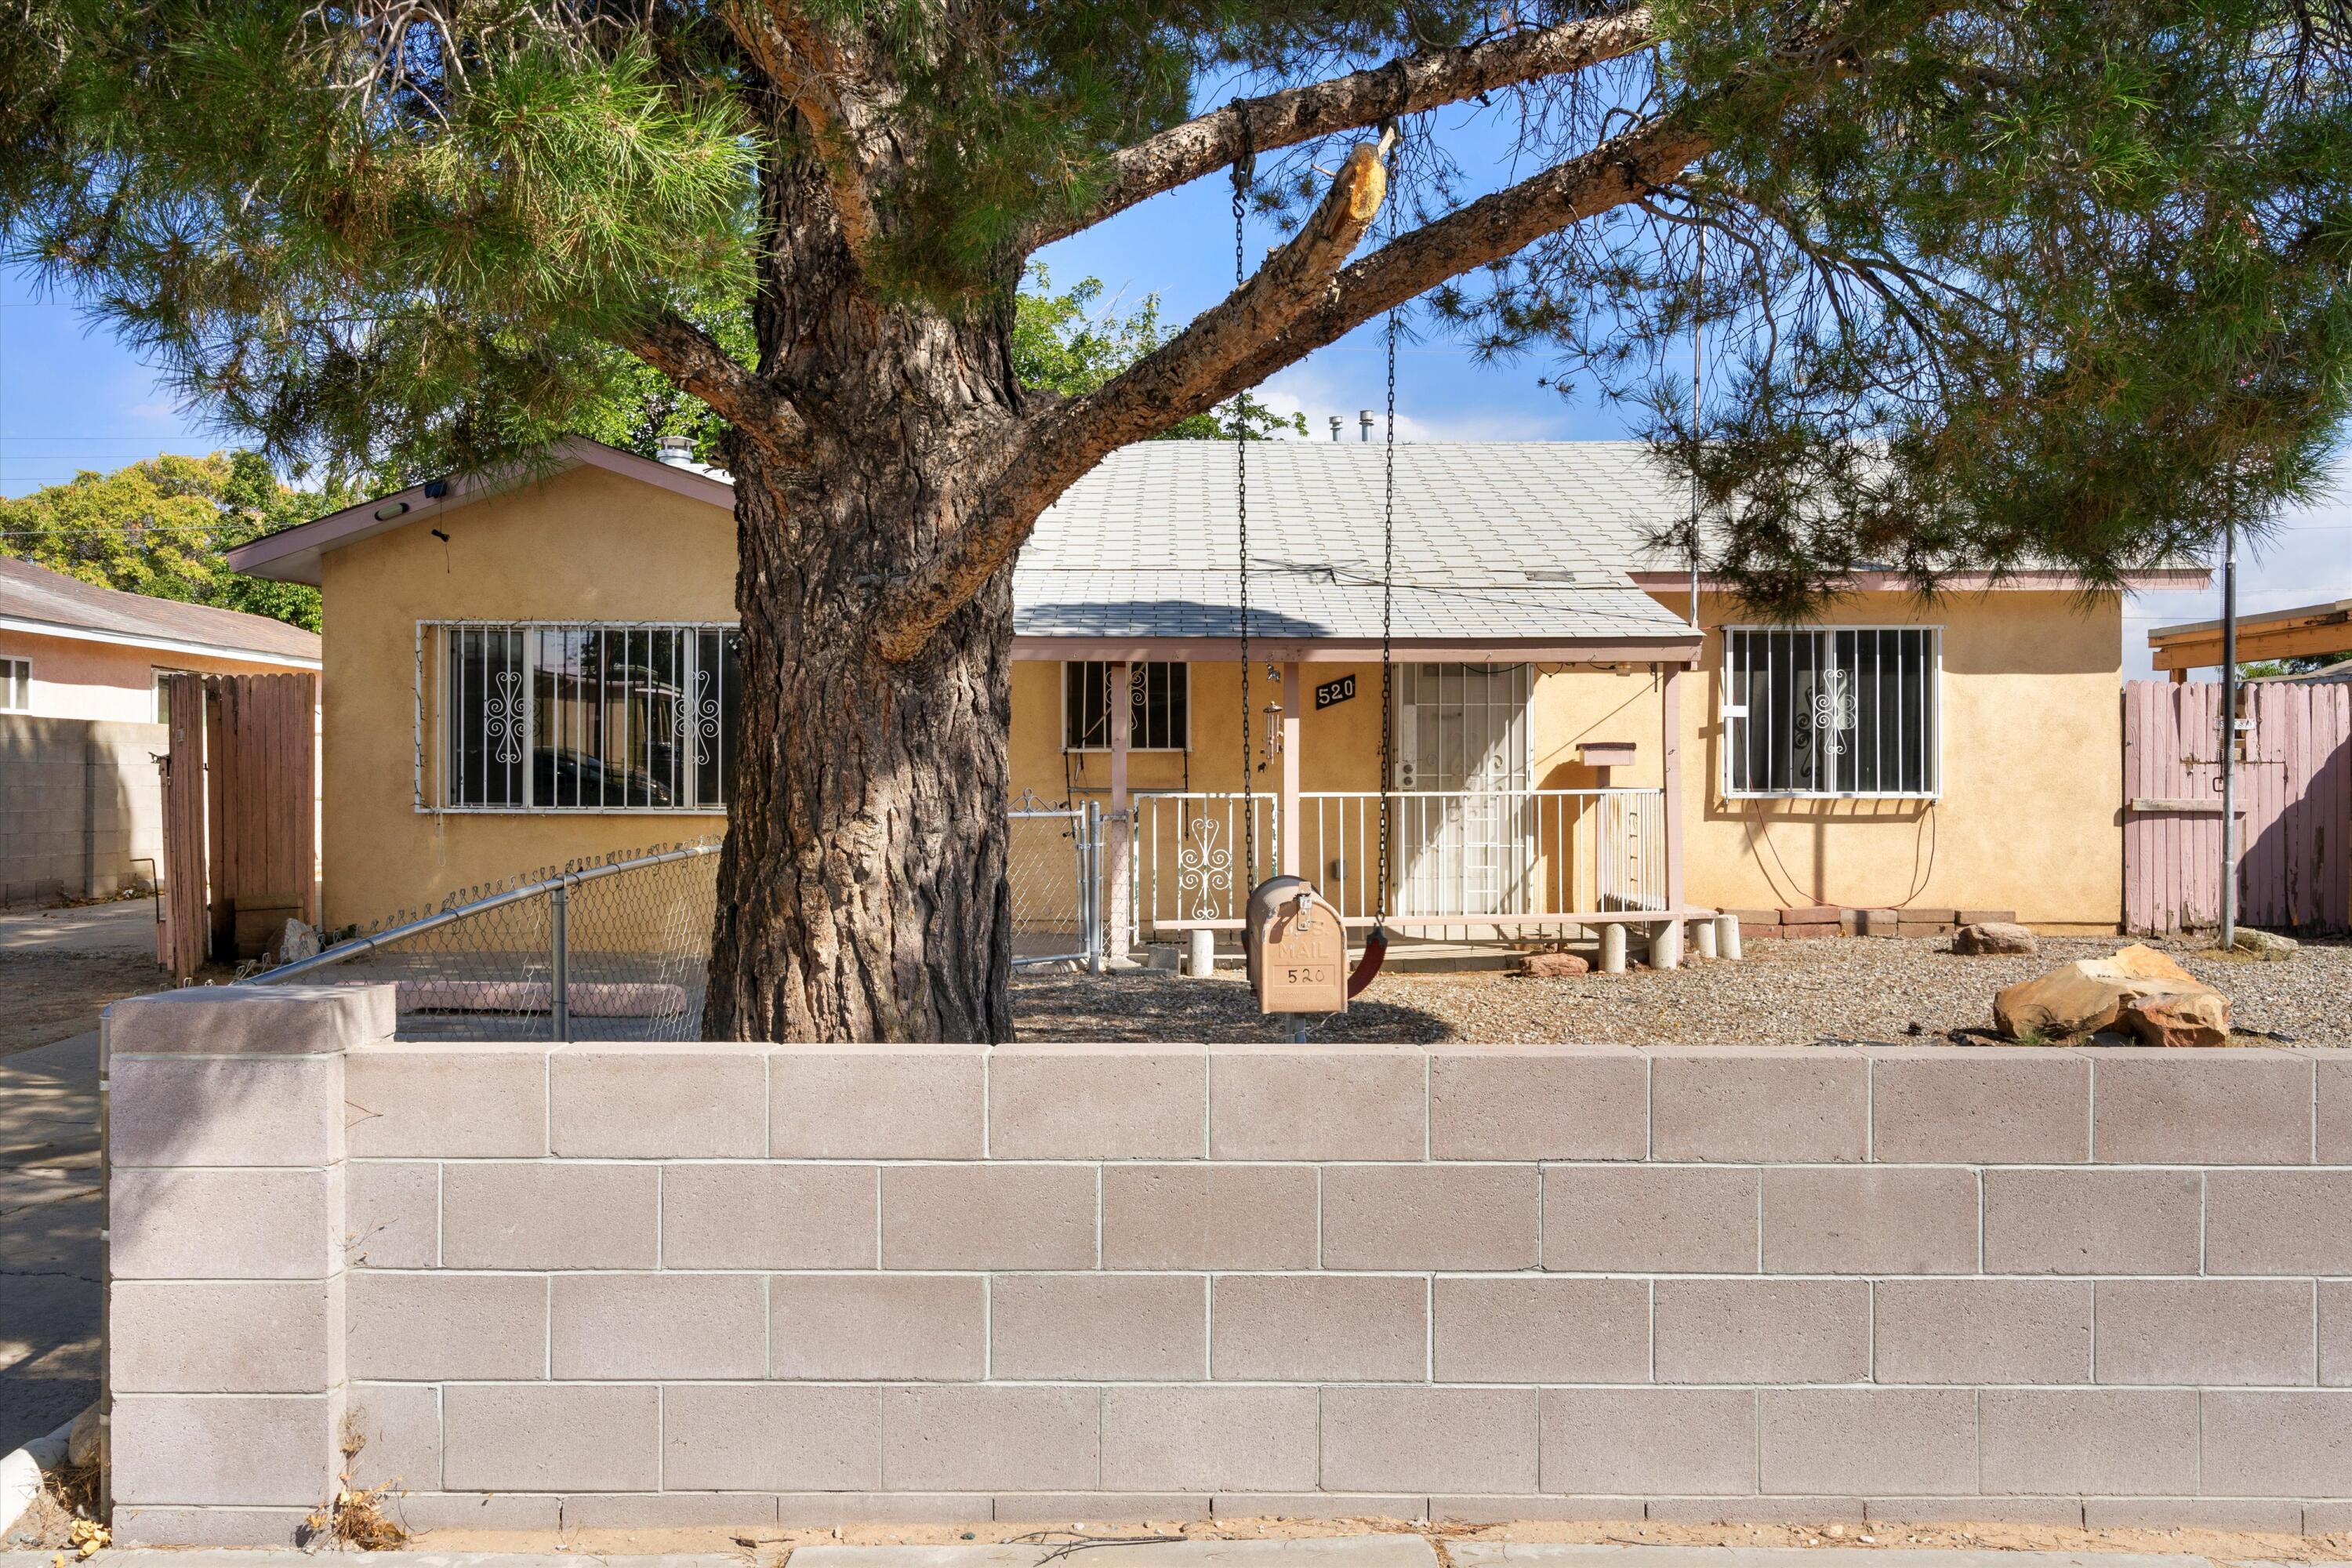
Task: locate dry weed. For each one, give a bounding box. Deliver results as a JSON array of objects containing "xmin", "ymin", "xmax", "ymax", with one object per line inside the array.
[{"xmin": 302, "ymin": 1413, "xmax": 409, "ymax": 1551}]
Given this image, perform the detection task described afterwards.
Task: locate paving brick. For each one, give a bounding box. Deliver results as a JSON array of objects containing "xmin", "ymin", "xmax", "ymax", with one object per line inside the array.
[
  {"xmin": 991, "ymin": 1273, "xmax": 1207, "ymax": 1380},
  {"xmin": 1321, "ymin": 1163, "xmax": 1538, "ymax": 1269},
  {"xmin": 1867, "ymin": 1050, "xmax": 2090, "ymax": 1163},
  {"xmin": 346, "ymin": 1161, "xmax": 436, "ymax": 1269},
  {"xmin": 1432, "ymin": 1276, "xmax": 1649, "ymax": 1384},
  {"xmin": 1979, "ymin": 1389, "xmax": 2198, "ymax": 1496},
  {"xmin": 881, "ymin": 1386, "xmax": 1098, "ymax": 1492},
  {"xmin": 110, "ymin": 1167, "xmax": 342, "ymax": 1280},
  {"xmin": 1537, "ymin": 1388, "xmax": 1756, "ymax": 1497},
  {"xmin": 1207, "ymin": 1044, "xmax": 1425, "ymax": 1160},
  {"xmin": 2205, "ymin": 1170, "xmax": 2352, "ymax": 1275},
  {"xmin": 347, "ymin": 1381, "xmax": 441, "ymax": 1492},
  {"xmin": 770, "ymin": 1045, "xmax": 985, "ymax": 1157},
  {"xmin": 439, "ymin": 1161, "xmax": 658, "ymax": 1269},
  {"xmin": 1980, "ymin": 1168, "xmax": 2201, "ymax": 1275},
  {"xmin": 1100, "ymin": 1386, "xmax": 1320, "ymax": 1493},
  {"xmin": 111, "ymin": 1393, "xmax": 340, "ymax": 1507},
  {"xmin": 1654, "ymin": 1279, "xmax": 1869, "ymax": 1385},
  {"xmin": 345, "ymin": 1043, "xmax": 547, "ymax": 1157},
  {"xmin": 548, "ymin": 1044, "xmax": 764, "ymax": 1157},
  {"xmin": 1759, "ymin": 1388, "xmax": 1976, "ymax": 1497},
  {"xmin": 442, "ymin": 1384, "xmax": 660, "ymax": 1493},
  {"xmin": 2080, "ymin": 1499, "xmax": 2307, "ymax": 1532},
  {"xmin": 661, "ymin": 1384, "xmax": 884, "ymax": 1490},
  {"xmin": 1101, "ymin": 1164, "xmax": 1317, "ymax": 1269},
  {"xmin": 1210, "ymin": 1273, "xmax": 1427, "ymax": 1381},
  {"xmin": 2092, "ymin": 1279, "xmax": 2315, "ymax": 1385},
  {"xmin": 106, "ymin": 982, "xmax": 393, "ymax": 1056},
  {"xmin": 880, "ymin": 1163, "xmax": 1096, "ymax": 1269},
  {"xmin": 1650, "ymin": 1048, "xmax": 1867, "ymax": 1162},
  {"xmin": 1542, "ymin": 1164, "xmax": 1759, "ymax": 1273},
  {"xmin": 347, "ymin": 1272, "xmax": 546, "ymax": 1380},
  {"xmin": 110, "ymin": 1279, "xmax": 339, "ymax": 1393},
  {"xmin": 661, "ymin": 1163, "xmax": 877, "ymax": 1269},
  {"xmin": 1872, "ymin": 1279, "xmax": 2092, "ymax": 1385},
  {"xmin": 2201, "ymin": 1391, "xmax": 2352, "ymax": 1497},
  {"xmin": 1319, "ymin": 1387, "xmax": 1538, "ymax": 1495},
  {"xmin": 2091, "ymin": 1051, "xmax": 2313, "ymax": 1164},
  {"xmin": 111, "ymin": 1054, "xmax": 341, "ymax": 1167},
  {"xmin": 989, "ymin": 1045, "xmax": 1206, "ymax": 1158},
  {"xmin": 550, "ymin": 1272, "xmax": 765, "ymax": 1379},
  {"xmin": 1427, "ymin": 1045, "xmax": 1646, "ymax": 1160},
  {"xmin": 1761, "ymin": 1167, "xmax": 1977, "ymax": 1274},
  {"xmin": 770, "ymin": 1273, "xmax": 985, "ymax": 1381}
]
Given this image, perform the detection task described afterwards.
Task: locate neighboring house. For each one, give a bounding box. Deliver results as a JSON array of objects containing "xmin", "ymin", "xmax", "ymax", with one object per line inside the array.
[
  {"xmin": 0, "ymin": 556, "xmax": 322, "ymax": 906},
  {"xmin": 228, "ymin": 435, "xmax": 2204, "ymax": 936}
]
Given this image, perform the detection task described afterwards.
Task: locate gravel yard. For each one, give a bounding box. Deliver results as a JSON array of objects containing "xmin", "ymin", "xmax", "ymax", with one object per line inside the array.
[{"xmin": 1011, "ymin": 933, "xmax": 2352, "ymax": 1046}]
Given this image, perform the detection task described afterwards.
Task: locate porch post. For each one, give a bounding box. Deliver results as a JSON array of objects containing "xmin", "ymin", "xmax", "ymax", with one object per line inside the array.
[
  {"xmin": 1662, "ymin": 660, "xmax": 1686, "ymax": 915},
  {"xmin": 1280, "ymin": 662, "xmax": 1303, "ymax": 878},
  {"xmin": 1107, "ymin": 660, "xmax": 1131, "ymax": 964}
]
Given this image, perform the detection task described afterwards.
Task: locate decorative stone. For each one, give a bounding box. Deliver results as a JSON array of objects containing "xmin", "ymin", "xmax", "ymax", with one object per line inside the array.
[
  {"xmin": 1514, "ymin": 952, "xmax": 1591, "ymax": 978},
  {"xmin": 2233, "ymin": 928, "xmax": 2299, "ymax": 960},
  {"xmin": 1993, "ymin": 945, "xmax": 2230, "ymax": 1045},
  {"xmin": 1955, "ymin": 921, "xmax": 2038, "ymax": 956},
  {"xmin": 2122, "ymin": 991, "xmax": 2233, "ymax": 1048}
]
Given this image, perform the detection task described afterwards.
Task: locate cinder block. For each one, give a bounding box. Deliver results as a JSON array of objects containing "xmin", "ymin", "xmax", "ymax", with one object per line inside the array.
[
  {"xmin": 2201, "ymin": 1391, "xmax": 2352, "ymax": 1497},
  {"xmin": 1759, "ymin": 1388, "xmax": 1976, "ymax": 1497},
  {"xmin": 989, "ymin": 1044, "xmax": 1206, "ymax": 1157},
  {"xmin": 439, "ymin": 1161, "xmax": 658, "ymax": 1269},
  {"xmin": 1873, "ymin": 1279, "xmax": 2092, "ymax": 1385},
  {"xmin": 1857, "ymin": 908, "xmax": 1901, "ymax": 937},
  {"xmin": 2323, "ymin": 1280, "xmax": 2352, "ymax": 1386},
  {"xmin": 1979, "ymin": 1388, "xmax": 2198, "ymax": 1496},
  {"xmin": 1320, "ymin": 1163, "xmax": 1539, "ymax": 1269},
  {"xmin": 2091, "ymin": 1051, "xmax": 2313, "ymax": 1164},
  {"xmin": 345, "ymin": 1043, "xmax": 546, "ymax": 1157},
  {"xmin": 2092, "ymin": 1279, "xmax": 2315, "ymax": 1385},
  {"xmin": 661, "ymin": 1385, "xmax": 884, "ymax": 1491},
  {"xmin": 1649, "ymin": 1048, "xmax": 1867, "ymax": 1162},
  {"xmin": 1649, "ymin": 1497, "xmax": 1868, "ymax": 1525},
  {"xmin": 347, "ymin": 1381, "xmax": 441, "ymax": 1492},
  {"xmin": 2315, "ymin": 1058, "xmax": 2352, "ymax": 1163},
  {"xmin": 990, "ymin": 1273, "xmax": 1207, "ymax": 1380},
  {"xmin": 661, "ymin": 1162, "xmax": 877, "ymax": 1269},
  {"xmin": 111, "ymin": 1167, "xmax": 342, "ymax": 1280},
  {"xmin": 1538, "ymin": 1387, "xmax": 1757, "ymax": 1497},
  {"xmin": 111, "ymin": 1392, "xmax": 340, "ymax": 1507},
  {"xmin": 346, "ymin": 1160, "xmax": 436, "ymax": 1269},
  {"xmin": 110, "ymin": 1279, "xmax": 339, "ymax": 1393},
  {"xmin": 769, "ymin": 1045, "xmax": 985, "ymax": 1157},
  {"xmin": 1760, "ymin": 1166, "xmax": 1978, "ymax": 1274},
  {"xmin": 111, "ymin": 1054, "xmax": 342, "ymax": 1167},
  {"xmin": 549, "ymin": 1044, "xmax": 765, "ymax": 1157},
  {"xmin": 1427, "ymin": 1045, "xmax": 1646, "ymax": 1160},
  {"xmin": 561, "ymin": 1494, "xmax": 783, "ymax": 1529},
  {"xmin": 111, "ymin": 1506, "xmax": 317, "ymax": 1547},
  {"xmin": 1100, "ymin": 1386, "xmax": 1320, "ymax": 1493},
  {"xmin": 1210, "ymin": 1273, "xmax": 1427, "ymax": 1381},
  {"xmin": 1542, "ymin": 1164, "xmax": 1759, "ymax": 1273},
  {"xmin": 550, "ymin": 1272, "xmax": 766, "ymax": 1379},
  {"xmin": 881, "ymin": 1386, "xmax": 1098, "ymax": 1492},
  {"xmin": 441, "ymin": 1383, "xmax": 660, "ymax": 1492},
  {"xmin": 880, "ymin": 1163, "xmax": 1096, "ymax": 1269},
  {"xmin": 1432, "ymin": 1276, "xmax": 1649, "ymax": 1384},
  {"xmin": 992, "ymin": 1494, "xmax": 1210, "ymax": 1523},
  {"xmin": 106, "ymin": 982, "xmax": 394, "ymax": 1055},
  {"xmin": 1210, "ymin": 1494, "xmax": 1428, "ymax": 1521},
  {"xmin": 1868, "ymin": 1050, "xmax": 2090, "ymax": 1163},
  {"xmin": 347, "ymin": 1272, "xmax": 546, "ymax": 1381},
  {"xmin": 1980, "ymin": 1168, "xmax": 2201, "ymax": 1275},
  {"xmin": 1428, "ymin": 1497, "xmax": 1648, "ymax": 1524},
  {"xmin": 1102, "ymin": 1164, "xmax": 1317, "ymax": 1269},
  {"xmin": 1319, "ymin": 1387, "xmax": 1538, "ymax": 1494},
  {"xmin": 2206, "ymin": 1170, "xmax": 2352, "ymax": 1275},
  {"xmin": 2080, "ymin": 1498, "xmax": 2307, "ymax": 1532},
  {"xmin": 1867, "ymin": 1499, "xmax": 2086, "ymax": 1527},
  {"xmin": 770, "ymin": 1273, "xmax": 985, "ymax": 1381},
  {"xmin": 1654, "ymin": 1279, "xmax": 1869, "ymax": 1385},
  {"xmin": 775, "ymin": 1493, "xmax": 989, "ymax": 1525},
  {"xmin": 1208, "ymin": 1044, "xmax": 1425, "ymax": 1160}
]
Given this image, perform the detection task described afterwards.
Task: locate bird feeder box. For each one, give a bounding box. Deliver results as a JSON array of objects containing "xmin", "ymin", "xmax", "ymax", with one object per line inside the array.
[{"xmin": 1244, "ymin": 875, "xmax": 1348, "ymax": 1015}]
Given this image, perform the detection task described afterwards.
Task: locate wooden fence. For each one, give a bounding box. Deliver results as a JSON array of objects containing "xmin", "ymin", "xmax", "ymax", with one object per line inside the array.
[{"xmin": 158, "ymin": 671, "xmax": 318, "ymax": 978}]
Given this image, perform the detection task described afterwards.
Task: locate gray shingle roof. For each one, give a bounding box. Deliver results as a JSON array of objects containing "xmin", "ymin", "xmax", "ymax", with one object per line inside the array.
[{"xmin": 0, "ymin": 555, "xmax": 322, "ymax": 662}]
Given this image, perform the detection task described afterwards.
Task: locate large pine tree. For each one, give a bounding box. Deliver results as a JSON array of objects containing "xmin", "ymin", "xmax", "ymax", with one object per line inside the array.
[{"xmin": 5, "ymin": 1, "xmax": 2348, "ymax": 1039}]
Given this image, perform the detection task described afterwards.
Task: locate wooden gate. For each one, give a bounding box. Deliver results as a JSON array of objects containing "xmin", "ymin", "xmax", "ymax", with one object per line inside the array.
[
  {"xmin": 2124, "ymin": 678, "xmax": 2350, "ymax": 935},
  {"xmin": 158, "ymin": 671, "xmax": 318, "ymax": 978}
]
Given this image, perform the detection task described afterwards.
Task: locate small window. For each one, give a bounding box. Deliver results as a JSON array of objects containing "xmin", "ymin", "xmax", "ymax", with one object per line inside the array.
[
  {"xmin": 151, "ymin": 668, "xmax": 193, "ymax": 725},
  {"xmin": 1722, "ymin": 627, "xmax": 1940, "ymax": 797},
  {"xmin": 0, "ymin": 658, "xmax": 28, "ymax": 713},
  {"xmin": 1063, "ymin": 661, "xmax": 1189, "ymax": 751}
]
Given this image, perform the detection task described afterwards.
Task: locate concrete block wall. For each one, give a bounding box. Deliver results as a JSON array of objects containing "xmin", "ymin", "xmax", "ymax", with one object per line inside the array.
[
  {"xmin": 101, "ymin": 999, "xmax": 2352, "ymax": 1542},
  {"xmin": 2, "ymin": 716, "xmax": 165, "ymax": 905}
]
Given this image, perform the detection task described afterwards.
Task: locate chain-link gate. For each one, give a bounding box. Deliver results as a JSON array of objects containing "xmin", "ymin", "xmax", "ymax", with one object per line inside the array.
[{"xmin": 1007, "ymin": 797, "xmax": 1107, "ymax": 971}]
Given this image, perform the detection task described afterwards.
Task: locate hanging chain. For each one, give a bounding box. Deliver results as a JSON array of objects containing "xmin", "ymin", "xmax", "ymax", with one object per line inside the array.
[{"xmin": 1233, "ymin": 136, "xmax": 1255, "ymax": 881}]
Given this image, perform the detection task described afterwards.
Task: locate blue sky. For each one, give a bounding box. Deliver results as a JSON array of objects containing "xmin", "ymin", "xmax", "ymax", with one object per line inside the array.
[{"xmin": 6, "ymin": 155, "xmax": 2348, "ymax": 678}]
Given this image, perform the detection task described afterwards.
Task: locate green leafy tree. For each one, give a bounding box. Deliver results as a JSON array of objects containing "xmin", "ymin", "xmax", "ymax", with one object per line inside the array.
[
  {"xmin": 5, "ymin": 0, "xmax": 2349, "ymax": 1040},
  {"xmin": 1013, "ymin": 267, "xmax": 1305, "ymax": 439}
]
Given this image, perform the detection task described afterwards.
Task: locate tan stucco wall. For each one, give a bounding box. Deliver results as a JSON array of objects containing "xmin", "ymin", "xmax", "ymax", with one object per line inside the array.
[{"xmin": 0, "ymin": 627, "xmax": 301, "ymax": 723}]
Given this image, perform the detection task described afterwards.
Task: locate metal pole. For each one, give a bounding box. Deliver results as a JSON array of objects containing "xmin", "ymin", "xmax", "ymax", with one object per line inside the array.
[
  {"xmin": 2220, "ymin": 517, "xmax": 2238, "ymax": 950},
  {"xmin": 1086, "ymin": 801, "xmax": 1105, "ymax": 975},
  {"xmin": 550, "ymin": 878, "xmax": 571, "ymax": 1042},
  {"xmin": 1690, "ymin": 221, "xmax": 1704, "ymax": 629}
]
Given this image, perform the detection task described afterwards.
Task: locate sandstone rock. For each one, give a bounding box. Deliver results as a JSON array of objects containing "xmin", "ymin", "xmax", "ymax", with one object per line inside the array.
[
  {"xmin": 1955, "ymin": 921, "xmax": 2037, "ymax": 956},
  {"xmin": 2099, "ymin": 942, "xmax": 2200, "ymax": 985},
  {"xmin": 1994, "ymin": 945, "xmax": 2230, "ymax": 1044},
  {"xmin": 2234, "ymin": 927, "xmax": 2299, "ymax": 960},
  {"xmin": 1515, "ymin": 950, "xmax": 1591, "ymax": 978},
  {"xmin": 2122, "ymin": 990, "xmax": 2233, "ymax": 1047}
]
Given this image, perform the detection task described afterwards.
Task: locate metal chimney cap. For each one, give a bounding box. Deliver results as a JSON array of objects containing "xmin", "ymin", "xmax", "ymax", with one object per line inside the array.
[
  {"xmin": 655, "ymin": 434, "xmax": 696, "ymax": 466},
  {"xmin": 1328, "ymin": 416, "xmax": 1343, "ymax": 441}
]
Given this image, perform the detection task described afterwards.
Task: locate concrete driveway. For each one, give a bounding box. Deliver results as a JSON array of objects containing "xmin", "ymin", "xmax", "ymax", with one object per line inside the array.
[{"xmin": 0, "ymin": 1029, "xmax": 103, "ymax": 1454}]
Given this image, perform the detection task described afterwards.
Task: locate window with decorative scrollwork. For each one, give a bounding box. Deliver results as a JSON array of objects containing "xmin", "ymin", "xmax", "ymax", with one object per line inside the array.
[
  {"xmin": 1062, "ymin": 660, "xmax": 1189, "ymax": 752},
  {"xmin": 1721, "ymin": 627, "xmax": 1940, "ymax": 798},
  {"xmin": 439, "ymin": 623, "xmax": 739, "ymax": 811}
]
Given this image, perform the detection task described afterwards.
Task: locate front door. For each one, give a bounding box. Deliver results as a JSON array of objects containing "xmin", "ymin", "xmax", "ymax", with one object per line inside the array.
[{"xmin": 1394, "ymin": 663, "xmax": 1532, "ymax": 924}]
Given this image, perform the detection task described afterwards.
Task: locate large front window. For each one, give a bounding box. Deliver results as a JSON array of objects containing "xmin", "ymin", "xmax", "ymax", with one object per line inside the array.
[
  {"xmin": 440, "ymin": 623, "xmax": 739, "ymax": 811},
  {"xmin": 1063, "ymin": 660, "xmax": 1189, "ymax": 751},
  {"xmin": 1722, "ymin": 626, "xmax": 1940, "ymax": 797}
]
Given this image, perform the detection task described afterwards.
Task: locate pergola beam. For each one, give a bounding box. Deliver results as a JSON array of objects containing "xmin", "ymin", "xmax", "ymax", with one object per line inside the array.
[{"xmin": 2149, "ymin": 602, "xmax": 2351, "ymax": 670}]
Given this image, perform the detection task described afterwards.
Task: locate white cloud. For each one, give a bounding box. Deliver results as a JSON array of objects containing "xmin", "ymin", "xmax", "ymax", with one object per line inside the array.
[
  {"xmin": 1254, "ymin": 354, "xmax": 1572, "ymax": 443},
  {"xmin": 2123, "ymin": 459, "xmax": 2352, "ymax": 680}
]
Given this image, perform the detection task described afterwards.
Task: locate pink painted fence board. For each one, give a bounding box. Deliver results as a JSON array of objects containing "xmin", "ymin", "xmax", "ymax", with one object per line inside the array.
[{"xmin": 2124, "ymin": 680, "xmax": 2350, "ymax": 935}]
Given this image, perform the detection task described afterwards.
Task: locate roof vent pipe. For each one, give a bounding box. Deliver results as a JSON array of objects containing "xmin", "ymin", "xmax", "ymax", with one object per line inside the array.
[
  {"xmin": 655, "ymin": 434, "xmax": 695, "ymax": 468},
  {"xmin": 1359, "ymin": 409, "xmax": 1374, "ymax": 441},
  {"xmin": 1329, "ymin": 416, "xmax": 1343, "ymax": 443}
]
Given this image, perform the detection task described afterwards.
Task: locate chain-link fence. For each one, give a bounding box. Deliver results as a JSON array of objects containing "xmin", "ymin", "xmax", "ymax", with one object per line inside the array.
[{"xmin": 1007, "ymin": 800, "xmax": 1105, "ymax": 970}]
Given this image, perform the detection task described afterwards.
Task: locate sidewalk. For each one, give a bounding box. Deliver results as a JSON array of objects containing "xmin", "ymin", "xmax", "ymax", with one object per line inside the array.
[{"xmin": 0, "ymin": 1029, "xmax": 101, "ymax": 1454}]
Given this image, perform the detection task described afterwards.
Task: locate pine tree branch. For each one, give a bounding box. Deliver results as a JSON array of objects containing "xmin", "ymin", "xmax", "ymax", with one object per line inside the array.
[
  {"xmin": 1023, "ymin": 8, "xmax": 1658, "ymax": 252},
  {"xmin": 621, "ymin": 308, "xmax": 807, "ymax": 463},
  {"xmin": 724, "ymin": 2, "xmax": 881, "ymax": 256}
]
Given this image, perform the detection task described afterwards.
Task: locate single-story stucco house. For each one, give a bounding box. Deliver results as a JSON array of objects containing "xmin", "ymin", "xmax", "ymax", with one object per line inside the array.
[{"xmin": 226, "ymin": 436, "xmax": 2205, "ymax": 938}]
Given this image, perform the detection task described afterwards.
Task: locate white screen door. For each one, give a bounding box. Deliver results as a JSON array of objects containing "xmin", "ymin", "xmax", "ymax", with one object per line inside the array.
[{"xmin": 1394, "ymin": 663, "xmax": 1532, "ymax": 923}]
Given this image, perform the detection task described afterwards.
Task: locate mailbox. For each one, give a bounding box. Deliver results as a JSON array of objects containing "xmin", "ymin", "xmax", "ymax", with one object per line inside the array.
[{"xmin": 1243, "ymin": 875, "xmax": 1348, "ymax": 1015}]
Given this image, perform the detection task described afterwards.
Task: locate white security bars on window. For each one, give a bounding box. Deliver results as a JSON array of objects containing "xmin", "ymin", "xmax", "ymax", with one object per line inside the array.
[
  {"xmin": 1722, "ymin": 627, "xmax": 1941, "ymax": 798},
  {"xmin": 434, "ymin": 623, "xmax": 740, "ymax": 811},
  {"xmin": 1062, "ymin": 660, "xmax": 1190, "ymax": 751}
]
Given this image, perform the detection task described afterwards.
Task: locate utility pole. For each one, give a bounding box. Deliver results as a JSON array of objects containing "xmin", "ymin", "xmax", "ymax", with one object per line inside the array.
[{"xmin": 2220, "ymin": 515, "xmax": 2238, "ymax": 950}]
